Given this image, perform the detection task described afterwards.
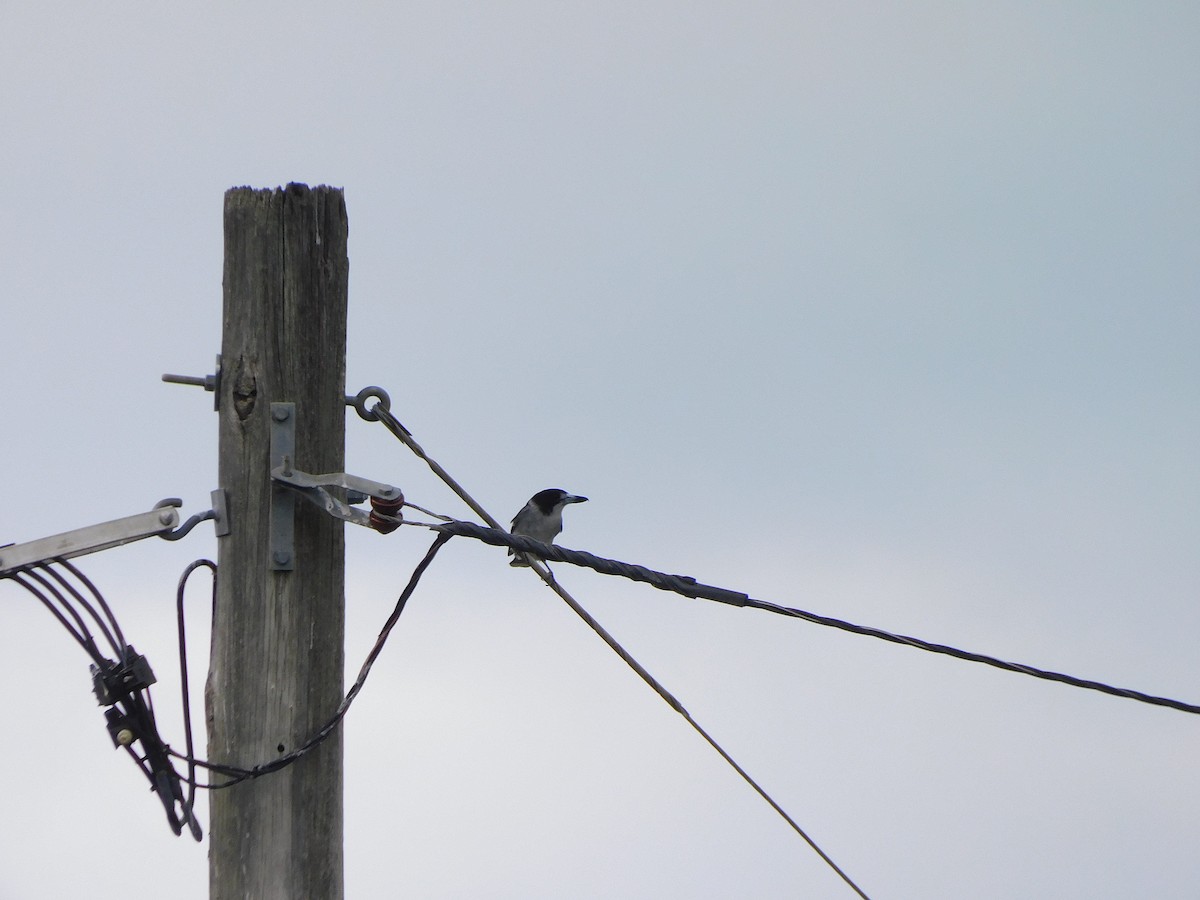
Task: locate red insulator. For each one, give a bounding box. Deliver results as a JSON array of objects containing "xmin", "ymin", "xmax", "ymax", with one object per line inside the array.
[{"xmin": 369, "ymin": 493, "xmax": 404, "ymax": 534}]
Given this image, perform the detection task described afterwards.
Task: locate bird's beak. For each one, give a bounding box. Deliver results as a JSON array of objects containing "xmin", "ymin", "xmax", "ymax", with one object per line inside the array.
[{"xmin": 564, "ymin": 495, "xmax": 588, "ymax": 504}]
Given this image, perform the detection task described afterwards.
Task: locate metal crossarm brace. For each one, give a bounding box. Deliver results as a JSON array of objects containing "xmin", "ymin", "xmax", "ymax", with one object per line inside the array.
[
  {"xmin": 269, "ymin": 401, "xmax": 403, "ymax": 570},
  {"xmin": 0, "ymin": 506, "xmax": 181, "ymax": 575},
  {"xmin": 271, "ymin": 466, "xmax": 402, "ymax": 528}
]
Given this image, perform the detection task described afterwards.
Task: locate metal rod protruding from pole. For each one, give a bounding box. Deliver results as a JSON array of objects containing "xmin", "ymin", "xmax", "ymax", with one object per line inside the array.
[{"xmin": 162, "ymin": 355, "xmax": 222, "ymax": 410}]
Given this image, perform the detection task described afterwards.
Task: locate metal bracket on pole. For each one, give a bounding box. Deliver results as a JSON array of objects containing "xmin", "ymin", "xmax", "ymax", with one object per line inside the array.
[
  {"xmin": 270, "ymin": 402, "xmax": 297, "ymax": 571},
  {"xmin": 271, "ymin": 467, "xmax": 403, "ymax": 529},
  {"xmin": 269, "ymin": 401, "xmax": 405, "ymax": 572},
  {"xmin": 0, "ymin": 506, "xmax": 181, "ymax": 575}
]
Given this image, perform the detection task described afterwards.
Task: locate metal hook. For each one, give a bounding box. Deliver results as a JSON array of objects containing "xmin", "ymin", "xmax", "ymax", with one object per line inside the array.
[
  {"xmin": 156, "ymin": 491, "xmax": 230, "ymax": 542},
  {"xmin": 345, "ymin": 385, "xmax": 391, "ymax": 422}
]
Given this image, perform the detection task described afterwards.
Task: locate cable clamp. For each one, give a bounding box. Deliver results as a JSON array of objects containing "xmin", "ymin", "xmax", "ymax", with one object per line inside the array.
[{"xmin": 91, "ymin": 646, "xmax": 157, "ymax": 708}]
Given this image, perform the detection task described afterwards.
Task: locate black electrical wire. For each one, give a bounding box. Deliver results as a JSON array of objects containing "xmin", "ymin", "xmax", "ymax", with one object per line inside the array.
[
  {"xmin": 28, "ymin": 566, "xmax": 104, "ymax": 650},
  {"xmin": 743, "ymin": 597, "xmax": 1200, "ymax": 715},
  {"xmin": 357, "ymin": 384, "xmax": 1200, "ymax": 894},
  {"xmin": 40, "ymin": 561, "xmax": 125, "ymax": 659},
  {"xmin": 430, "ymin": 520, "xmax": 1200, "ymax": 717},
  {"xmin": 55, "ymin": 558, "xmax": 130, "ymax": 656},
  {"xmin": 176, "ymin": 559, "xmax": 216, "ymax": 828},
  {"xmin": 11, "ymin": 558, "xmax": 134, "ymax": 667},
  {"xmin": 170, "ymin": 532, "xmax": 452, "ymax": 789},
  {"xmin": 2, "ymin": 560, "xmax": 200, "ymax": 838},
  {"xmin": 7, "ymin": 568, "xmax": 107, "ymax": 667}
]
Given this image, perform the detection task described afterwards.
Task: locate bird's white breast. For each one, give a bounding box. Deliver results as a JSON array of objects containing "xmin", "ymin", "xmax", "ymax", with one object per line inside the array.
[{"xmin": 512, "ymin": 505, "xmax": 564, "ymax": 542}]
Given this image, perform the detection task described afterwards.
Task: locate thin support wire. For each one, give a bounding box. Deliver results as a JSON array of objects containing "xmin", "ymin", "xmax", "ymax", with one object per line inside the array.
[
  {"xmin": 364, "ymin": 400, "xmax": 870, "ymax": 898},
  {"xmin": 371, "ymin": 404, "xmax": 507, "ymax": 530},
  {"xmin": 524, "ymin": 555, "xmax": 869, "ymax": 899},
  {"xmin": 402, "ymin": 500, "xmax": 454, "ymax": 522}
]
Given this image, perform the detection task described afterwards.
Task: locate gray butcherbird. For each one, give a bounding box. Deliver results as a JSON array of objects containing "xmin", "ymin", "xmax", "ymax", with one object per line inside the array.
[{"xmin": 509, "ymin": 488, "xmax": 588, "ymax": 566}]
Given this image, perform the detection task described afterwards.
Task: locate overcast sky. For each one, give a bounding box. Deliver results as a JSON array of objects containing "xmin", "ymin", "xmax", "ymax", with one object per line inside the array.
[{"xmin": 2, "ymin": 3, "xmax": 1198, "ymax": 898}]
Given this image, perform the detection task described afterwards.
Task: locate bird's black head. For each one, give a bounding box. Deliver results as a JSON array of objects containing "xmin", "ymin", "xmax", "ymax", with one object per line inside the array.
[{"xmin": 530, "ymin": 488, "xmax": 588, "ymax": 514}]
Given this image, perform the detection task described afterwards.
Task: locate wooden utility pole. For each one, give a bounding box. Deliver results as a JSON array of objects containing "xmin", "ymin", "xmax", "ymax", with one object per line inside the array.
[{"xmin": 207, "ymin": 184, "xmax": 349, "ymax": 899}]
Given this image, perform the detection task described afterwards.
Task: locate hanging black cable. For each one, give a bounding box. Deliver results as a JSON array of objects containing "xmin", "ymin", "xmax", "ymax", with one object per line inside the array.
[
  {"xmin": 170, "ymin": 532, "xmax": 452, "ymax": 789},
  {"xmin": 2, "ymin": 561, "xmax": 200, "ymax": 838},
  {"xmin": 176, "ymin": 559, "xmax": 216, "ymax": 831}
]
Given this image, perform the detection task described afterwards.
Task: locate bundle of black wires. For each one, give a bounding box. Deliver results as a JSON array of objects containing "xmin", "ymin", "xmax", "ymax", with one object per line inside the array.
[{"xmin": 2, "ymin": 558, "xmax": 201, "ymax": 840}]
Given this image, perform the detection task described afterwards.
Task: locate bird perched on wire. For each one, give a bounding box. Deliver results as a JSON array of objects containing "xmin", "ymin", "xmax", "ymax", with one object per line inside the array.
[{"xmin": 509, "ymin": 488, "xmax": 588, "ymax": 566}]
